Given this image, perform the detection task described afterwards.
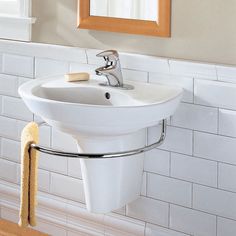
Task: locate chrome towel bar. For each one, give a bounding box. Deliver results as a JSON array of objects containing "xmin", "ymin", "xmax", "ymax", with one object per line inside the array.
[{"xmin": 30, "ymin": 119, "xmax": 167, "ymax": 159}]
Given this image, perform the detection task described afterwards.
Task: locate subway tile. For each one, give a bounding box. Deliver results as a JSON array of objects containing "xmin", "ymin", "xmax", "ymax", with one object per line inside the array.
[
  {"xmin": 169, "ymin": 60, "xmax": 217, "ymax": 80},
  {"xmin": 0, "ymin": 74, "xmax": 18, "ymax": 96},
  {"xmin": 35, "ymin": 57, "xmax": 69, "ymax": 78},
  {"xmin": 39, "ymin": 153, "xmax": 68, "ymax": 175},
  {"xmin": 39, "ymin": 125, "xmax": 51, "ymax": 147},
  {"xmin": 68, "ymin": 158, "xmax": 82, "ymax": 179},
  {"xmin": 0, "ymin": 116, "xmax": 27, "ymax": 140},
  {"xmin": 16, "ymin": 120, "xmax": 29, "ymax": 140},
  {"xmin": 147, "ymin": 173, "xmax": 192, "ymax": 207},
  {"xmin": 145, "ymin": 223, "xmax": 190, "ymax": 236},
  {"xmin": 69, "ymin": 62, "xmax": 97, "ymax": 76},
  {"xmin": 38, "ymin": 169, "xmax": 50, "ymax": 192},
  {"xmin": 149, "ymin": 73, "xmax": 193, "ymax": 103},
  {"xmin": 170, "ymin": 205, "xmax": 216, "ymax": 236},
  {"xmin": 2, "ymin": 96, "xmax": 33, "ymax": 121},
  {"xmin": 126, "ymin": 196, "xmax": 169, "ymax": 226},
  {"xmin": 194, "ymin": 79, "xmax": 236, "ymax": 110},
  {"xmin": 171, "ymin": 103, "xmax": 218, "ymax": 133},
  {"xmin": 122, "ymin": 69, "xmax": 148, "ymax": 83},
  {"xmin": 0, "ymin": 41, "xmax": 86, "ymax": 64},
  {"xmin": 219, "ymin": 163, "xmax": 236, "ymax": 192},
  {"xmin": 52, "ymin": 128, "xmax": 78, "ymax": 152},
  {"xmin": 193, "ymin": 184, "xmax": 236, "ymax": 220},
  {"xmin": 120, "ymin": 53, "xmax": 169, "ymax": 73},
  {"xmin": 0, "ymin": 159, "xmax": 18, "ymax": 183},
  {"xmin": 2, "ymin": 54, "xmax": 34, "ymax": 78},
  {"xmin": 219, "ymin": 109, "xmax": 236, "ymax": 137},
  {"xmin": 50, "ymin": 173, "xmax": 85, "ymax": 203},
  {"xmin": 30, "ymin": 45, "xmax": 87, "ymax": 64},
  {"xmin": 194, "ymin": 131, "xmax": 236, "ymax": 165},
  {"xmin": 144, "ymin": 149, "xmax": 170, "ymax": 176},
  {"xmin": 217, "ymin": 65, "xmax": 236, "ymax": 83},
  {"xmin": 148, "ymin": 126, "xmax": 193, "ymax": 155},
  {"xmin": 1, "ymin": 138, "xmax": 20, "ymax": 162},
  {"xmin": 171, "ymin": 153, "xmax": 217, "ymax": 187},
  {"xmin": 217, "ymin": 217, "xmax": 236, "ymax": 236}
]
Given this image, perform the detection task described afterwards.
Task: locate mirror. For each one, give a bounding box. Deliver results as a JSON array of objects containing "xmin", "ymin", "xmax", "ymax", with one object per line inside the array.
[
  {"xmin": 78, "ymin": 0, "xmax": 171, "ymax": 37},
  {"xmin": 90, "ymin": 0, "xmax": 158, "ymax": 21}
]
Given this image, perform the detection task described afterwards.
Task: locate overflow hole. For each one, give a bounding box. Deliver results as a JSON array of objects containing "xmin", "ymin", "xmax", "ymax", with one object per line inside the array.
[{"xmin": 105, "ymin": 92, "xmax": 111, "ymax": 99}]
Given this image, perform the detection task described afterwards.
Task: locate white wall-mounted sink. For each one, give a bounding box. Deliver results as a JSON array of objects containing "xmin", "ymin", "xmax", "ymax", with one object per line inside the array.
[
  {"xmin": 19, "ymin": 77, "xmax": 182, "ymax": 136},
  {"xmin": 19, "ymin": 76, "xmax": 183, "ymax": 213}
]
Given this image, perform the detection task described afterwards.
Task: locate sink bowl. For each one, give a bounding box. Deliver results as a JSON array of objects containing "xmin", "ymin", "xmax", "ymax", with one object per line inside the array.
[
  {"xmin": 19, "ymin": 76, "xmax": 183, "ymax": 213},
  {"xmin": 19, "ymin": 76, "xmax": 182, "ymax": 136}
]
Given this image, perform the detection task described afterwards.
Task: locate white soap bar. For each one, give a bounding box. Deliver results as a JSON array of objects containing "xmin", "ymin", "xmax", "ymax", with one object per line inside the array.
[{"xmin": 65, "ymin": 72, "xmax": 90, "ymax": 82}]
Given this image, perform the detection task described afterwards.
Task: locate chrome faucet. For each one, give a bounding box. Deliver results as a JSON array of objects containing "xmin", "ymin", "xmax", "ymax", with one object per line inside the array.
[{"xmin": 95, "ymin": 50, "xmax": 134, "ymax": 90}]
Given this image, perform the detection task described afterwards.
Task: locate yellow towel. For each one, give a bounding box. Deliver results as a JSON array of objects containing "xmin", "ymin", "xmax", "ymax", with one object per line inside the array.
[{"xmin": 19, "ymin": 122, "xmax": 39, "ymax": 228}]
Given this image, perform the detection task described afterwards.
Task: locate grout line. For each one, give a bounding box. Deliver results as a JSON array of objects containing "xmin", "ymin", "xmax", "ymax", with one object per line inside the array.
[
  {"xmin": 217, "ymin": 108, "xmax": 220, "ymax": 135},
  {"xmin": 33, "ymin": 56, "xmax": 36, "ymax": 79},
  {"xmin": 48, "ymin": 171, "xmax": 52, "ymax": 193},
  {"xmin": 215, "ymin": 65, "xmax": 219, "ymax": 81},
  {"xmin": 144, "ymin": 222, "xmax": 147, "ymax": 236},
  {"xmin": 84, "ymin": 50, "xmax": 89, "ymax": 64},
  {"xmin": 191, "ymin": 183, "xmax": 194, "ymax": 208},
  {"xmin": 168, "ymin": 203, "xmax": 170, "ymax": 228},
  {"xmin": 192, "ymin": 130, "xmax": 194, "ymax": 156},
  {"xmin": 146, "ymin": 173, "xmax": 148, "ymax": 197},
  {"xmin": 217, "ymin": 162, "xmax": 219, "ymax": 188},
  {"xmin": 169, "ymin": 152, "xmax": 172, "ymax": 177},
  {"xmin": 193, "ymin": 77, "xmax": 195, "ymax": 104}
]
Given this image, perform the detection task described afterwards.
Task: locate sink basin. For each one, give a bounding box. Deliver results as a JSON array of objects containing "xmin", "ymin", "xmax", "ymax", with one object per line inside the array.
[
  {"xmin": 19, "ymin": 76, "xmax": 182, "ymax": 136},
  {"xmin": 19, "ymin": 76, "xmax": 182, "ymax": 213}
]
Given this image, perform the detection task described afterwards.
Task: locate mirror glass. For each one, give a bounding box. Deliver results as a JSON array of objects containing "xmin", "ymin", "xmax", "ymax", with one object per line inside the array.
[{"xmin": 90, "ymin": 0, "xmax": 158, "ymax": 21}]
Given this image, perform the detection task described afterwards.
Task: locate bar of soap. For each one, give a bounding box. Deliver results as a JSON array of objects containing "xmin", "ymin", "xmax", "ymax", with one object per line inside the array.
[{"xmin": 65, "ymin": 72, "xmax": 90, "ymax": 82}]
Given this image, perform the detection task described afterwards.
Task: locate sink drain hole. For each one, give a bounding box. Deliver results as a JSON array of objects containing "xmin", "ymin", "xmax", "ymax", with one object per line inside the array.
[{"xmin": 105, "ymin": 92, "xmax": 111, "ymax": 99}]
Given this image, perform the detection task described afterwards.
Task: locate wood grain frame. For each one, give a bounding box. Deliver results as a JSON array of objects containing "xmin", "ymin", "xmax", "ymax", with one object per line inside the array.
[{"xmin": 77, "ymin": 0, "xmax": 171, "ymax": 37}]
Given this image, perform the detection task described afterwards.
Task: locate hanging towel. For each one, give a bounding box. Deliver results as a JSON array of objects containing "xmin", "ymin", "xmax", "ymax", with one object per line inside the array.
[{"xmin": 19, "ymin": 122, "xmax": 39, "ymax": 228}]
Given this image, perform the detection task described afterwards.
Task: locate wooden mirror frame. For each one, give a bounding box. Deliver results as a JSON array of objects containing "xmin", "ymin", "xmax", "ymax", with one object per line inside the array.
[{"xmin": 77, "ymin": 0, "xmax": 171, "ymax": 37}]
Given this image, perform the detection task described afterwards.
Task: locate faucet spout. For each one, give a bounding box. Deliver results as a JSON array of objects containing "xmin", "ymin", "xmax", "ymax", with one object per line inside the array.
[{"xmin": 95, "ymin": 65, "xmax": 122, "ymax": 87}]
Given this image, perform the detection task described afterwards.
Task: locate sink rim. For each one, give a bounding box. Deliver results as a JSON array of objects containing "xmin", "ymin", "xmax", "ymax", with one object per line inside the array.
[{"xmin": 19, "ymin": 76, "xmax": 183, "ymax": 109}]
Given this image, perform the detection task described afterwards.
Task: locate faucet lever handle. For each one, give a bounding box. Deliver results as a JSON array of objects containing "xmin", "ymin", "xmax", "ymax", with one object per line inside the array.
[{"xmin": 96, "ymin": 50, "xmax": 119, "ymax": 63}]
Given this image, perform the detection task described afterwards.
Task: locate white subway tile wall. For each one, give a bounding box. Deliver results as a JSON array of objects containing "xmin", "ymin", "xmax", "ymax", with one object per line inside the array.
[{"xmin": 0, "ymin": 41, "xmax": 236, "ymax": 236}]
